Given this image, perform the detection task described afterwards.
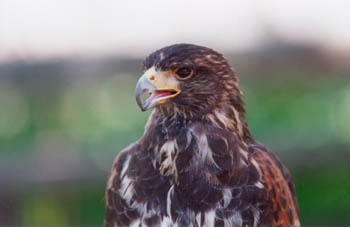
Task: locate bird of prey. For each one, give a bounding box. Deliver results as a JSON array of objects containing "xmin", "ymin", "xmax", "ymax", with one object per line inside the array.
[{"xmin": 105, "ymin": 44, "xmax": 299, "ymax": 227}]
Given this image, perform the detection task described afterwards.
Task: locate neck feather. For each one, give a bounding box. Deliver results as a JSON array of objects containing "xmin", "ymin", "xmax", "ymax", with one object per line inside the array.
[
  {"xmin": 153, "ymin": 101, "xmax": 250, "ymax": 140},
  {"xmin": 205, "ymin": 102, "xmax": 250, "ymax": 139}
]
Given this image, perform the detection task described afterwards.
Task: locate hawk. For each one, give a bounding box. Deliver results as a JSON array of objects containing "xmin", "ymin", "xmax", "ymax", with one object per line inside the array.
[{"xmin": 105, "ymin": 44, "xmax": 300, "ymax": 227}]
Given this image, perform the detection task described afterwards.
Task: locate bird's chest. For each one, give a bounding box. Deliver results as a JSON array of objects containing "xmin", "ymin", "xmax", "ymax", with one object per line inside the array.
[{"xmin": 130, "ymin": 142, "xmax": 222, "ymax": 225}]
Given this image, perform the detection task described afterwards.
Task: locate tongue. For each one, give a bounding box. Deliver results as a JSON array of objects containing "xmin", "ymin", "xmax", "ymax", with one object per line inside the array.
[{"xmin": 153, "ymin": 89, "xmax": 174, "ymax": 98}]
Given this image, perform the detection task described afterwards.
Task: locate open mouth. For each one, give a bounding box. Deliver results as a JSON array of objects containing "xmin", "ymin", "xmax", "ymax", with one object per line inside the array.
[
  {"xmin": 153, "ymin": 89, "xmax": 179, "ymax": 99},
  {"xmin": 147, "ymin": 89, "xmax": 180, "ymax": 103},
  {"xmin": 137, "ymin": 88, "xmax": 180, "ymax": 111}
]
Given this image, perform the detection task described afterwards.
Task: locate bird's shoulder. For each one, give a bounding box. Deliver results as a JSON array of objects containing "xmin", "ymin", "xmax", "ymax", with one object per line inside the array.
[
  {"xmin": 244, "ymin": 142, "xmax": 300, "ymax": 226},
  {"xmin": 106, "ymin": 143, "xmax": 139, "ymax": 192},
  {"xmin": 104, "ymin": 143, "xmax": 137, "ymax": 226},
  {"xmin": 105, "ymin": 142, "xmax": 172, "ymax": 227}
]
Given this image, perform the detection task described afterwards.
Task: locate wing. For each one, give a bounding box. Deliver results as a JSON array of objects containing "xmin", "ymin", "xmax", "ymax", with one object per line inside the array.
[
  {"xmin": 249, "ymin": 143, "xmax": 300, "ymax": 226},
  {"xmin": 105, "ymin": 142, "xmax": 172, "ymax": 227},
  {"xmin": 104, "ymin": 144, "xmax": 139, "ymax": 227},
  {"xmin": 197, "ymin": 125, "xmax": 299, "ymax": 226}
]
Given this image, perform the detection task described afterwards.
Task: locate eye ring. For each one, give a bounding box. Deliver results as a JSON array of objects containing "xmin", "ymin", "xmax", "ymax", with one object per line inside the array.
[{"xmin": 174, "ymin": 67, "xmax": 193, "ymax": 80}]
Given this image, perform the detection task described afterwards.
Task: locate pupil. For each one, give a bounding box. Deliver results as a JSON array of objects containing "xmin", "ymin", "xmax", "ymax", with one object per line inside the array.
[{"xmin": 178, "ymin": 68, "xmax": 190, "ymax": 77}]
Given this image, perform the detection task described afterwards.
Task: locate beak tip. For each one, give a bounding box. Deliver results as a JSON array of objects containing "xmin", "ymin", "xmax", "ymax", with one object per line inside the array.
[{"xmin": 136, "ymin": 99, "xmax": 148, "ymax": 112}]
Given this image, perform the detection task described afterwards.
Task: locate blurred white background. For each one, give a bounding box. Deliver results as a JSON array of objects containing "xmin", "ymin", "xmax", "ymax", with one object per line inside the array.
[{"xmin": 1, "ymin": 0, "xmax": 349, "ymax": 60}]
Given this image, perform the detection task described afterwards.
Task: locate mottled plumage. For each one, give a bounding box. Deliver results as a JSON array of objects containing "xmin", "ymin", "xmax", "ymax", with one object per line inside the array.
[{"xmin": 105, "ymin": 44, "xmax": 299, "ymax": 227}]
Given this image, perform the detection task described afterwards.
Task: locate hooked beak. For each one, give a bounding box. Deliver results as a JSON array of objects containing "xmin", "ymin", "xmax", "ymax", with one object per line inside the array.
[{"xmin": 135, "ymin": 67, "xmax": 181, "ymax": 111}]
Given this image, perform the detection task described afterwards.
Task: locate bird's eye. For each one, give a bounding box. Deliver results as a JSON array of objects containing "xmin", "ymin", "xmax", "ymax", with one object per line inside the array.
[{"xmin": 174, "ymin": 67, "xmax": 193, "ymax": 80}]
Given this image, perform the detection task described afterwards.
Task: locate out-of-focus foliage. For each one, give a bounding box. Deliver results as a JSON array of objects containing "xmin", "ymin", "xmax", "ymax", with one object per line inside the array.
[{"xmin": 0, "ymin": 42, "xmax": 349, "ymax": 226}]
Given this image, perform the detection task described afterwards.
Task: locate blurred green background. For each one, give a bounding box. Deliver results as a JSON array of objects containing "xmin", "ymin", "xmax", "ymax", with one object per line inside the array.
[
  {"xmin": 1, "ymin": 1, "xmax": 350, "ymax": 226},
  {"xmin": 1, "ymin": 39, "xmax": 349, "ymax": 226}
]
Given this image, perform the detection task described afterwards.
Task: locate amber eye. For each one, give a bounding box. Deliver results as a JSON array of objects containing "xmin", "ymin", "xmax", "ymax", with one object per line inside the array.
[{"xmin": 174, "ymin": 67, "xmax": 193, "ymax": 80}]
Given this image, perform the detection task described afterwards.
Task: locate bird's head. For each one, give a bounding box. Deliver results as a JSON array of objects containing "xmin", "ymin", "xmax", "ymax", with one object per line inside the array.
[{"xmin": 136, "ymin": 44, "xmax": 248, "ymax": 136}]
